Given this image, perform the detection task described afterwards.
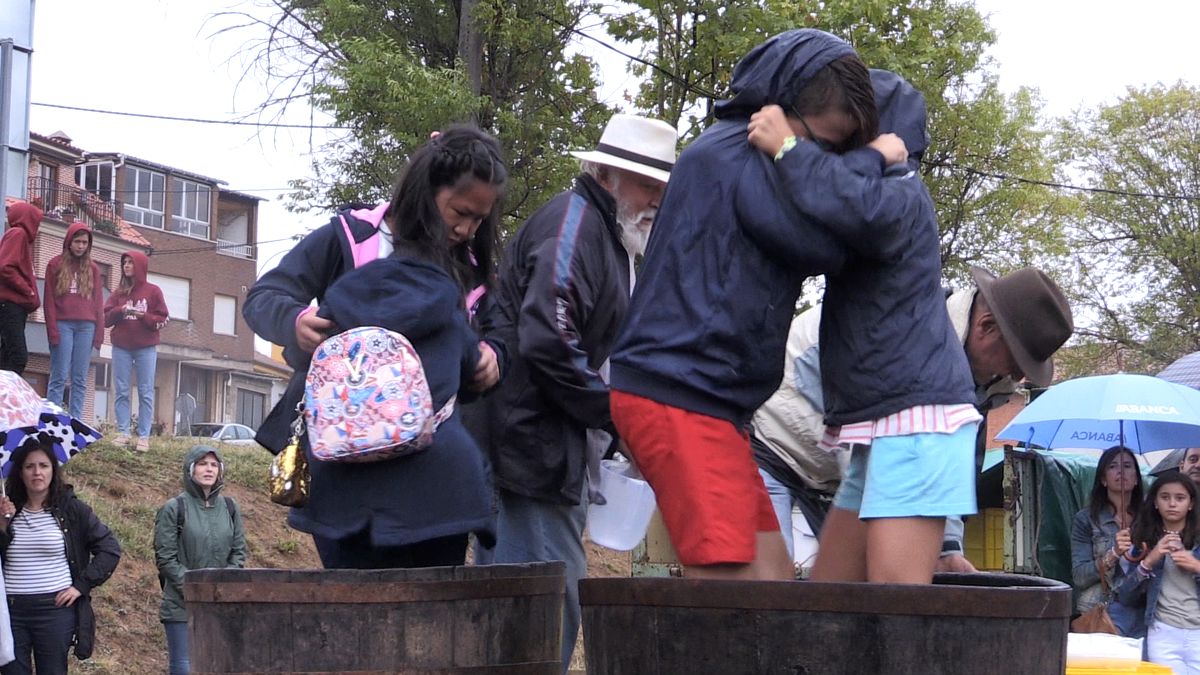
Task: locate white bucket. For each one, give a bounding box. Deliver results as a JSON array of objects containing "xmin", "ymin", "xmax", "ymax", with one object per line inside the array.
[{"xmin": 587, "ymin": 459, "xmax": 657, "ymax": 551}]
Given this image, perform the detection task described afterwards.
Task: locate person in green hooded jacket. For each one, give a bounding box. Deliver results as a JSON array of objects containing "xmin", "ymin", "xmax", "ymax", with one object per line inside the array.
[{"xmin": 153, "ymin": 446, "xmax": 246, "ymax": 675}]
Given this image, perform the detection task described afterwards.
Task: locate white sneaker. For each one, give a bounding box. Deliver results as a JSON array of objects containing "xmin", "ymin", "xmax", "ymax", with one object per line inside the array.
[
  {"xmin": 135, "ymin": 437, "xmax": 150, "ymax": 453},
  {"xmin": 112, "ymin": 434, "xmax": 130, "ymax": 446}
]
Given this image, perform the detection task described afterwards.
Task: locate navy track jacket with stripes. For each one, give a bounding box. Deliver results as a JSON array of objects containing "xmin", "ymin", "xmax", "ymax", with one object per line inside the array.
[{"xmin": 481, "ymin": 173, "xmax": 632, "ymax": 505}]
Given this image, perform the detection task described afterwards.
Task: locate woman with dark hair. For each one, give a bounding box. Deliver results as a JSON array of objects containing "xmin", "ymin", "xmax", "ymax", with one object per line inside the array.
[
  {"xmin": 244, "ymin": 125, "xmax": 508, "ymax": 568},
  {"xmin": 1117, "ymin": 472, "xmax": 1200, "ymax": 671},
  {"xmin": 0, "ymin": 441, "xmax": 121, "ymax": 674},
  {"xmin": 1069, "ymin": 444, "xmax": 1144, "ymax": 636}
]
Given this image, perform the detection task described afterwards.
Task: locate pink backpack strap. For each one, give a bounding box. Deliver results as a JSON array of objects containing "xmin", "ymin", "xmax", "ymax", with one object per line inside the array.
[
  {"xmin": 340, "ymin": 202, "xmax": 391, "ymax": 269},
  {"xmin": 433, "ymin": 395, "xmax": 457, "ymax": 428},
  {"xmin": 465, "ymin": 285, "xmax": 487, "ymax": 319}
]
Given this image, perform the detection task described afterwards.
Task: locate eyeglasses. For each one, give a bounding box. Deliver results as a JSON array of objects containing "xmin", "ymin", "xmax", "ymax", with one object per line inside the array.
[{"xmin": 795, "ymin": 114, "xmax": 836, "ymax": 153}]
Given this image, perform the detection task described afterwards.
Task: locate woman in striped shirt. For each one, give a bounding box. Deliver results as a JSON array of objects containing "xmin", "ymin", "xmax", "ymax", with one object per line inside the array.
[{"xmin": 0, "ymin": 441, "xmax": 120, "ymax": 674}]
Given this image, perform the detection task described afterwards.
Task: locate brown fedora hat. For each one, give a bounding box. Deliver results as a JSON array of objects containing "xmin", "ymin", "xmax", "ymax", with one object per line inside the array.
[{"xmin": 970, "ymin": 266, "xmax": 1074, "ymax": 387}]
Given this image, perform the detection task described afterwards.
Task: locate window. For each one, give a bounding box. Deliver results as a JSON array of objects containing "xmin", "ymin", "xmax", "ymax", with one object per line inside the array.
[
  {"xmin": 94, "ymin": 362, "xmax": 110, "ymax": 388},
  {"xmin": 213, "ymin": 295, "xmax": 236, "ymax": 335},
  {"xmin": 147, "ymin": 272, "xmax": 189, "ymax": 321},
  {"xmin": 169, "ymin": 178, "xmax": 211, "ymax": 238},
  {"xmin": 96, "ymin": 262, "xmax": 112, "ymax": 293},
  {"xmin": 33, "ymin": 163, "xmax": 60, "ymax": 216},
  {"xmin": 76, "ymin": 162, "xmax": 115, "ymax": 202},
  {"xmin": 123, "ymin": 167, "xmax": 165, "ymax": 228},
  {"xmin": 236, "ymin": 389, "xmax": 265, "ymax": 430}
]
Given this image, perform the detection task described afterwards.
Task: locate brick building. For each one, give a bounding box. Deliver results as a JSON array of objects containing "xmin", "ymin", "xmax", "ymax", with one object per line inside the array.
[{"xmin": 6, "ymin": 130, "xmax": 284, "ymax": 434}]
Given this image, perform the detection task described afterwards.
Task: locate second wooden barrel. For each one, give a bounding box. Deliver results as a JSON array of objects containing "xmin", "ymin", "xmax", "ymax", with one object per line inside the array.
[{"xmin": 581, "ymin": 572, "xmax": 1070, "ymax": 675}]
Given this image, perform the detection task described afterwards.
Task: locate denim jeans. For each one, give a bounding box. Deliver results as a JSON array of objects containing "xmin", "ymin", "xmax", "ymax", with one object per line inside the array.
[
  {"xmin": 475, "ymin": 484, "xmax": 588, "ymax": 674},
  {"xmin": 48, "ymin": 320, "xmax": 96, "ymax": 420},
  {"xmin": 0, "ymin": 302, "xmax": 30, "ymax": 375},
  {"xmin": 164, "ymin": 620, "xmax": 189, "ymax": 675},
  {"xmin": 759, "ymin": 468, "xmax": 797, "ymax": 558},
  {"xmin": 113, "ymin": 345, "xmax": 157, "ymax": 437},
  {"xmin": 1, "ymin": 593, "xmax": 77, "ymax": 675}
]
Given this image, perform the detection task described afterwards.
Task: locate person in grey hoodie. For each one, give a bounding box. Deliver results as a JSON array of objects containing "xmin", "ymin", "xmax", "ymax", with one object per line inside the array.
[{"xmin": 153, "ymin": 446, "xmax": 246, "ymax": 675}]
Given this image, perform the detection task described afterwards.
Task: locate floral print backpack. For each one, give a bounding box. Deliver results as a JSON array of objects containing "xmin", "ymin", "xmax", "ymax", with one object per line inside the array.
[{"xmin": 303, "ymin": 326, "xmax": 455, "ymax": 463}]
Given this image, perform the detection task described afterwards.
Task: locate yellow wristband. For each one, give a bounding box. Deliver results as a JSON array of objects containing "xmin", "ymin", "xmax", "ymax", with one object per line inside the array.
[{"xmin": 774, "ymin": 135, "xmax": 797, "ymax": 161}]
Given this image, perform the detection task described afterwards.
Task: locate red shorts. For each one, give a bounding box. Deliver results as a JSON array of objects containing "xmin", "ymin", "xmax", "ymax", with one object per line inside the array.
[{"xmin": 610, "ymin": 389, "xmax": 779, "ymax": 566}]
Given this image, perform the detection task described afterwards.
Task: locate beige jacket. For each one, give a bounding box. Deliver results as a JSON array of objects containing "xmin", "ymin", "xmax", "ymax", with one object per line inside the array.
[{"xmin": 750, "ymin": 288, "xmax": 1017, "ymax": 493}]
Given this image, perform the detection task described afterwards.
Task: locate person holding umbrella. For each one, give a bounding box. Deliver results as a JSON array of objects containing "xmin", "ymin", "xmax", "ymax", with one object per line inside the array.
[
  {"xmin": 0, "ymin": 439, "xmax": 121, "ymax": 674},
  {"xmin": 1069, "ymin": 444, "xmax": 1145, "ymax": 636}
]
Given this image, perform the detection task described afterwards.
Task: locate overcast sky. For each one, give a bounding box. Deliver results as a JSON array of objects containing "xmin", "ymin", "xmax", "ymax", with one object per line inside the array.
[{"xmin": 23, "ymin": 0, "xmax": 1200, "ymax": 285}]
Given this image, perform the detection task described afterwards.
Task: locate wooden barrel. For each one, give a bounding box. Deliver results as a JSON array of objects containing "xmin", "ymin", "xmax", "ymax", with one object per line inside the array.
[
  {"xmin": 581, "ymin": 572, "xmax": 1070, "ymax": 675},
  {"xmin": 185, "ymin": 562, "xmax": 564, "ymax": 674}
]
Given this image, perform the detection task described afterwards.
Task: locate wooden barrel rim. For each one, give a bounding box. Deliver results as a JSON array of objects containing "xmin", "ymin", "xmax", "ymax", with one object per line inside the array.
[
  {"xmin": 191, "ymin": 663, "xmax": 561, "ymax": 675},
  {"xmin": 579, "ymin": 576, "xmax": 1071, "ymax": 619},
  {"xmin": 185, "ymin": 575, "xmax": 564, "ymax": 604}
]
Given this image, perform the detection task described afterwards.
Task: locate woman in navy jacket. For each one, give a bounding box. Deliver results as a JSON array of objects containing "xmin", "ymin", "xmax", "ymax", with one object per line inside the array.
[{"xmin": 244, "ymin": 127, "xmax": 507, "ymax": 567}]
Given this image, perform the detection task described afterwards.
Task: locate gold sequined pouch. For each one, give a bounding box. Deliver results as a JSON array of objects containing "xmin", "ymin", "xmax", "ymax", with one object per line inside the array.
[{"xmin": 269, "ymin": 408, "xmax": 310, "ymax": 507}]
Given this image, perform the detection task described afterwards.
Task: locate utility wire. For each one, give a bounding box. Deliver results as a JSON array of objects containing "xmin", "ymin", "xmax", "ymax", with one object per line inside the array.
[
  {"xmin": 33, "ymin": 35, "xmax": 1199, "ymax": 202},
  {"xmin": 923, "ymin": 160, "xmax": 1198, "ymax": 201},
  {"xmin": 148, "ymin": 234, "xmax": 303, "ymax": 256},
  {"xmin": 32, "ymin": 101, "xmax": 350, "ymax": 130}
]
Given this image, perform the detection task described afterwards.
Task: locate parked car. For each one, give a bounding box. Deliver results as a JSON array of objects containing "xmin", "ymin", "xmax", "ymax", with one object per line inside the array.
[{"xmin": 190, "ymin": 422, "xmax": 257, "ymax": 445}]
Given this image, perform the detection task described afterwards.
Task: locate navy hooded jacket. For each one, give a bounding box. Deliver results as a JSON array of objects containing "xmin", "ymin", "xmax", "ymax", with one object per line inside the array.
[
  {"xmin": 810, "ymin": 70, "xmax": 975, "ymax": 425},
  {"xmin": 287, "ymin": 255, "xmax": 496, "ymax": 548},
  {"xmin": 610, "ymin": 29, "xmax": 889, "ymax": 426}
]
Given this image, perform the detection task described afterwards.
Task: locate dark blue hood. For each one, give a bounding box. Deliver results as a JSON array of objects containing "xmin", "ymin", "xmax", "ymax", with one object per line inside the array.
[
  {"xmin": 715, "ymin": 29, "xmax": 856, "ymax": 120},
  {"xmin": 871, "ymin": 69, "xmax": 928, "ymax": 171}
]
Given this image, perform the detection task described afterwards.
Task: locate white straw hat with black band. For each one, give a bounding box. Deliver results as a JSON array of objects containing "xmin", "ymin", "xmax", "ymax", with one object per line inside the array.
[{"xmin": 570, "ymin": 114, "xmax": 678, "ymax": 184}]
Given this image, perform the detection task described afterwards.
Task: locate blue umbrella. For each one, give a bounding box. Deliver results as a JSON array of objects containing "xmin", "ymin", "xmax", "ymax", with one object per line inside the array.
[
  {"xmin": 1159, "ymin": 351, "xmax": 1200, "ymax": 389},
  {"xmin": 997, "ymin": 373, "xmax": 1200, "ymax": 453}
]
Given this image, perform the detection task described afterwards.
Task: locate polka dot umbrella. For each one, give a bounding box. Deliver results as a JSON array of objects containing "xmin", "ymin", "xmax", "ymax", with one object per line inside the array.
[{"xmin": 0, "ymin": 372, "xmax": 103, "ymax": 478}]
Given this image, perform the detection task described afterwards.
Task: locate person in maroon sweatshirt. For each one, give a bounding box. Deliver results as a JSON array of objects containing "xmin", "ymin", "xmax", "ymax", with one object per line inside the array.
[
  {"xmin": 0, "ymin": 202, "xmax": 42, "ymax": 375},
  {"xmin": 103, "ymin": 251, "xmax": 168, "ymax": 452},
  {"xmin": 44, "ymin": 222, "xmax": 105, "ymax": 420}
]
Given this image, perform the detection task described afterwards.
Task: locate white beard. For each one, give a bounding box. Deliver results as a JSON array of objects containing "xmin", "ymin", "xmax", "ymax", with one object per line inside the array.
[{"xmin": 617, "ymin": 205, "xmax": 654, "ymax": 257}]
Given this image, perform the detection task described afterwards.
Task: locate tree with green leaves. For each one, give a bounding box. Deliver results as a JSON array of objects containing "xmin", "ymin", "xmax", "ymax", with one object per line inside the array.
[
  {"xmin": 1058, "ymin": 83, "xmax": 1200, "ymax": 370},
  {"xmin": 604, "ymin": 0, "xmax": 1071, "ymax": 282},
  {"xmin": 216, "ymin": 0, "xmax": 614, "ymax": 227}
]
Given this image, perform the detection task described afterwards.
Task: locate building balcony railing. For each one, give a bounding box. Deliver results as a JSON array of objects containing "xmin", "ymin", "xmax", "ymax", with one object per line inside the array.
[
  {"xmin": 216, "ymin": 239, "xmax": 255, "ymax": 259},
  {"xmin": 26, "ymin": 176, "xmax": 121, "ymax": 236},
  {"xmin": 26, "ymin": 176, "xmax": 120, "ymax": 236}
]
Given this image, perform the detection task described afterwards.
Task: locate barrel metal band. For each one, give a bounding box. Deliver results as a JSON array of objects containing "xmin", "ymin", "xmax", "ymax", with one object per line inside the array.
[
  {"xmin": 192, "ymin": 663, "xmax": 560, "ymax": 675},
  {"xmin": 185, "ymin": 576, "xmax": 564, "ymax": 604}
]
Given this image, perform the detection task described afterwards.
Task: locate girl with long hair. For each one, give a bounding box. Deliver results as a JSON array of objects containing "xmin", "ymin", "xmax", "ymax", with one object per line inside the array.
[
  {"xmin": 102, "ymin": 252, "xmax": 168, "ymax": 453},
  {"xmin": 1118, "ymin": 472, "xmax": 1200, "ymax": 672},
  {"xmin": 44, "ymin": 223, "xmax": 105, "ymax": 420},
  {"xmin": 244, "ymin": 125, "xmax": 508, "ymax": 568}
]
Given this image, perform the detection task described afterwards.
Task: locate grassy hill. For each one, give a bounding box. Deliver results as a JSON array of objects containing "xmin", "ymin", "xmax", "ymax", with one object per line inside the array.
[
  {"xmin": 53, "ymin": 437, "xmax": 628, "ymax": 674},
  {"xmin": 60, "ymin": 437, "xmax": 322, "ymax": 673}
]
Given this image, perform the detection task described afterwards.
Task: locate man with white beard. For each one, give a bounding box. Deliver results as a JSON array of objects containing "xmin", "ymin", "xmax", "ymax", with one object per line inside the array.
[{"xmin": 475, "ymin": 113, "xmax": 675, "ymax": 673}]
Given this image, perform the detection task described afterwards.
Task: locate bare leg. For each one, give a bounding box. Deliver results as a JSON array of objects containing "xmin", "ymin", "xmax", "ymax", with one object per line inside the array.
[
  {"xmin": 866, "ymin": 516, "xmax": 944, "ymax": 584},
  {"xmin": 809, "ymin": 507, "xmax": 868, "ymax": 582},
  {"xmin": 684, "ymin": 531, "xmax": 794, "ymax": 581}
]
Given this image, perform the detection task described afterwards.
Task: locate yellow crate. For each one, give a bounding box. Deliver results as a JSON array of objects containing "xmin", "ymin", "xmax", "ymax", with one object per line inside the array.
[{"xmin": 963, "ymin": 508, "xmax": 1006, "ymax": 571}]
